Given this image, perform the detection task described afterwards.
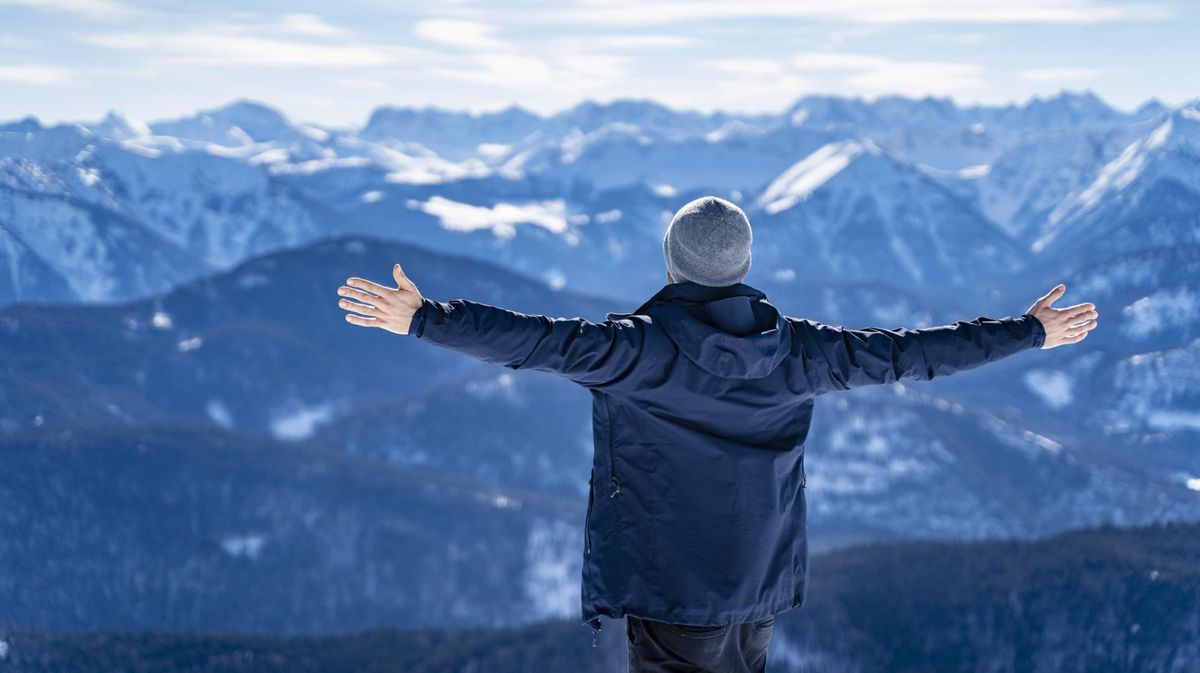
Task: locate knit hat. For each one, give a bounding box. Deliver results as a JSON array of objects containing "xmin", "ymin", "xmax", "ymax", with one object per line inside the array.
[{"xmin": 663, "ymin": 196, "xmax": 753, "ymax": 287}]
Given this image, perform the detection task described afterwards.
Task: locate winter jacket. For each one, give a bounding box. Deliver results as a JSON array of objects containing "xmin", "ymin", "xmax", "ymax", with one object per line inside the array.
[{"xmin": 410, "ymin": 281, "xmax": 1046, "ymax": 629}]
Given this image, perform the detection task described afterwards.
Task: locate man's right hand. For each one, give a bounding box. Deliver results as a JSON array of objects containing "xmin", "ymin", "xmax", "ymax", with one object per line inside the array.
[{"xmin": 1026, "ymin": 284, "xmax": 1098, "ymax": 349}]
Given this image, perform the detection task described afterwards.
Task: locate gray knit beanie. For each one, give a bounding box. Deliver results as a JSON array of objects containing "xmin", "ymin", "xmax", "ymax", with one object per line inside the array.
[{"xmin": 663, "ymin": 196, "xmax": 752, "ymax": 287}]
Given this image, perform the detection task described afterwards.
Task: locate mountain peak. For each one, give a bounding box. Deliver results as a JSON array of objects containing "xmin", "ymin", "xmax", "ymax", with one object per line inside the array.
[
  {"xmin": 86, "ymin": 110, "xmax": 150, "ymax": 140},
  {"xmin": 0, "ymin": 115, "xmax": 43, "ymax": 133},
  {"xmin": 147, "ymin": 99, "xmax": 300, "ymax": 146}
]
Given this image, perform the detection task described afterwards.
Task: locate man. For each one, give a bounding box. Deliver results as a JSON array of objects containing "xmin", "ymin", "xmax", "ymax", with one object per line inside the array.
[{"xmin": 337, "ymin": 196, "xmax": 1098, "ymax": 673}]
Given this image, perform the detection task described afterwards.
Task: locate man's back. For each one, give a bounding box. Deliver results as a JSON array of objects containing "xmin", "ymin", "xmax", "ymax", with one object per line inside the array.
[
  {"xmin": 337, "ymin": 195, "xmax": 1095, "ymax": 673},
  {"xmin": 408, "ymin": 279, "xmax": 1046, "ymax": 630},
  {"xmin": 583, "ymin": 282, "xmax": 812, "ymax": 629}
]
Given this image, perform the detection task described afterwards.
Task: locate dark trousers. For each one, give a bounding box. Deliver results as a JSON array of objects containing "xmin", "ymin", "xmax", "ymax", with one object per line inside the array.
[{"xmin": 626, "ymin": 615, "xmax": 774, "ymax": 673}]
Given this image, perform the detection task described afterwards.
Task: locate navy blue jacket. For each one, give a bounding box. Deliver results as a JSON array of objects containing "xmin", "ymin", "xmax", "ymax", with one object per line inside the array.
[{"xmin": 411, "ymin": 282, "xmax": 1045, "ymax": 628}]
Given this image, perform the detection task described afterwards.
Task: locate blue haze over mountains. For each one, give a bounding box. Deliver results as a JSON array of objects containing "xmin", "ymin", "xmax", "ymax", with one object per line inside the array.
[{"xmin": 1, "ymin": 91, "xmax": 1199, "ymax": 634}]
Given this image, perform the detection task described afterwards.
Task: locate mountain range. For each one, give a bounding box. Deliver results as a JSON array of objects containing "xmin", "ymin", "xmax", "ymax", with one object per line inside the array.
[{"xmin": 3, "ymin": 91, "xmax": 1200, "ymax": 638}]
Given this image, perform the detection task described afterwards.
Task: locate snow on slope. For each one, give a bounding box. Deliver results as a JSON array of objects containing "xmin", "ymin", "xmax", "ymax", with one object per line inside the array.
[
  {"xmin": 1034, "ymin": 105, "xmax": 1200, "ymax": 261},
  {"xmin": 757, "ymin": 140, "xmax": 871, "ymax": 214}
]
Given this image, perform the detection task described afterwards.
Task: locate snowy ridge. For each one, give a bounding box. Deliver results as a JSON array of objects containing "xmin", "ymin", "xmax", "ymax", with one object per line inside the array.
[{"xmin": 757, "ymin": 140, "xmax": 873, "ymax": 214}]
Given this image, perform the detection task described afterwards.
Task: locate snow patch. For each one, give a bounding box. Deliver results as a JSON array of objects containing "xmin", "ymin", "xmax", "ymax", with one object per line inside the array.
[
  {"xmin": 1122, "ymin": 288, "xmax": 1198, "ymax": 338},
  {"xmin": 477, "ymin": 142, "xmax": 510, "ymax": 160},
  {"xmin": 270, "ymin": 403, "xmax": 332, "ymax": 440},
  {"xmin": 177, "ymin": 336, "xmax": 203, "ymax": 352},
  {"xmin": 757, "ymin": 141, "xmax": 867, "ymax": 214},
  {"xmin": 544, "ymin": 269, "xmax": 566, "ymax": 290},
  {"xmin": 206, "ymin": 399, "xmax": 234, "ymax": 429},
  {"xmin": 522, "ymin": 519, "xmax": 580, "ymax": 620},
  {"xmin": 704, "ymin": 120, "xmax": 748, "ymax": 143},
  {"xmin": 594, "ymin": 209, "xmax": 621, "ymax": 224},
  {"xmin": 466, "ymin": 373, "xmax": 518, "ymax": 400},
  {"xmin": 1148, "ymin": 410, "xmax": 1200, "ymax": 432},
  {"xmin": 221, "ymin": 534, "xmax": 266, "ymax": 559},
  {"xmin": 958, "ymin": 164, "xmax": 991, "ymax": 179},
  {"xmin": 409, "ymin": 196, "xmax": 567, "ymax": 240},
  {"xmin": 1023, "ymin": 369, "xmax": 1074, "ymax": 408}
]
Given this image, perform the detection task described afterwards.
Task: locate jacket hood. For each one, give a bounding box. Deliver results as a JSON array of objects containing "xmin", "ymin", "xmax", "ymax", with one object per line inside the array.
[{"xmin": 609, "ymin": 282, "xmax": 792, "ymax": 379}]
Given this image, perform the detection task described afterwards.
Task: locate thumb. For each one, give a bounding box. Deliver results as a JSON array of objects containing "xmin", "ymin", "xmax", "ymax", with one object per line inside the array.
[
  {"xmin": 1038, "ymin": 283, "xmax": 1066, "ymax": 308},
  {"xmin": 393, "ymin": 263, "xmax": 415, "ymax": 290}
]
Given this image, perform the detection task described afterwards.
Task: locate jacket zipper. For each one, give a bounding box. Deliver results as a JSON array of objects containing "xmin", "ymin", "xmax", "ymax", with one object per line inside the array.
[
  {"xmin": 602, "ymin": 394, "xmax": 620, "ymax": 497},
  {"xmin": 584, "ymin": 471, "xmax": 595, "ymax": 555}
]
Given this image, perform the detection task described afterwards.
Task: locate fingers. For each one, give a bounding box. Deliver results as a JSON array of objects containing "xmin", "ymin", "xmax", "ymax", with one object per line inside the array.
[
  {"xmin": 344, "ymin": 313, "xmax": 378, "ymax": 327},
  {"xmin": 339, "ymin": 298, "xmax": 380, "ymax": 317},
  {"xmin": 346, "ymin": 277, "xmax": 390, "ymax": 295},
  {"xmin": 393, "ymin": 263, "xmax": 418, "ymax": 292},
  {"xmin": 337, "ymin": 286, "xmax": 380, "ymax": 304},
  {"xmin": 1065, "ymin": 310, "xmax": 1098, "ymax": 327},
  {"xmin": 1037, "ymin": 283, "xmax": 1067, "ymax": 308},
  {"xmin": 1060, "ymin": 331, "xmax": 1089, "ymax": 345}
]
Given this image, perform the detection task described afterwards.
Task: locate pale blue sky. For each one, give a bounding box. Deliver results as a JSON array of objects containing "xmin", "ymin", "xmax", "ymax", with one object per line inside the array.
[{"xmin": 1, "ymin": 0, "xmax": 1196, "ymax": 127}]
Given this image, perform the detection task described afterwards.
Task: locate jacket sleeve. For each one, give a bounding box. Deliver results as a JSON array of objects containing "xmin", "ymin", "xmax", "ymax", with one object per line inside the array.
[
  {"xmin": 410, "ymin": 298, "xmax": 645, "ymax": 388},
  {"xmin": 789, "ymin": 313, "xmax": 1045, "ymax": 394}
]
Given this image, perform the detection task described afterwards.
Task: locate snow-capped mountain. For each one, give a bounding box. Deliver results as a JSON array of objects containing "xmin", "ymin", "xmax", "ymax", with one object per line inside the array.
[
  {"xmin": 1034, "ymin": 105, "xmax": 1200, "ymax": 267},
  {"xmin": 2, "ymin": 91, "xmax": 1191, "ymax": 309},
  {"xmin": 753, "ymin": 139, "xmax": 1025, "ymax": 290},
  {"xmin": 0, "ymin": 118, "xmax": 323, "ymax": 304}
]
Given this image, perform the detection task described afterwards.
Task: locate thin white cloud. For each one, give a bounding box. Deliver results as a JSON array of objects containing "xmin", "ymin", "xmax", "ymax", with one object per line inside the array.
[
  {"xmin": 1019, "ymin": 66, "xmax": 1102, "ymax": 82},
  {"xmin": 791, "ymin": 52, "xmax": 890, "ymax": 70},
  {"xmin": 414, "ymin": 19, "xmax": 507, "ymax": 49},
  {"xmin": 436, "ymin": 53, "xmax": 554, "ymax": 88},
  {"xmin": 81, "ymin": 29, "xmax": 418, "ymax": 68},
  {"xmin": 589, "ymin": 34, "xmax": 696, "ymax": 49},
  {"xmin": 845, "ymin": 61, "xmax": 984, "ymax": 96},
  {"xmin": 0, "ymin": 64, "xmax": 73, "ymax": 85},
  {"xmin": 0, "ymin": 0, "xmax": 133, "ymax": 19},
  {"xmin": 510, "ymin": 0, "xmax": 1168, "ymax": 26},
  {"xmin": 556, "ymin": 53, "xmax": 629, "ymax": 79},
  {"xmin": 925, "ymin": 32, "xmax": 988, "ymax": 44},
  {"xmin": 274, "ymin": 14, "xmax": 348, "ymax": 38},
  {"xmin": 435, "ymin": 51, "xmax": 629, "ymax": 94},
  {"xmin": 710, "ymin": 58, "xmax": 786, "ymax": 77},
  {"xmin": 0, "ymin": 33, "xmax": 37, "ymax": 48},
  {"xmin": 790, "ymin": 51, "xmax": 985, "ymax": 97}
]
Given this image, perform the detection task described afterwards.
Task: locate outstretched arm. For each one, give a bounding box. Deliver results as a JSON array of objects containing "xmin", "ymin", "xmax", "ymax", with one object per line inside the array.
[
  {"xmin": 792, "ymin": 284, "xmax": 1098, "ymax": 394},
  {"xmin": 336, "ymin": 264, "xmax": 644, "ymax": 388}
]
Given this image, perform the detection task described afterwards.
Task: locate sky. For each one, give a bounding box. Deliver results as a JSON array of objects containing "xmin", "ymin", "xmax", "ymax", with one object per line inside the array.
[{"xmin": 0, "ymin": 0, "xmax": 1197, "ymax": 128}]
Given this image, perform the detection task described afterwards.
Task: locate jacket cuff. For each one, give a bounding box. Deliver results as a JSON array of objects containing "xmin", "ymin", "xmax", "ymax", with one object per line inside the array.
[
  {"xmin": 1015, "ymin": 313, "xmax": 1047, "ymax": 350},
  {"xmin": 411, "ymin": 298, "xmax": 453, "ymax": 340},
  {"xmin": 410, "ymin": 299, "xmax": 430, "ymax": 338}
]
